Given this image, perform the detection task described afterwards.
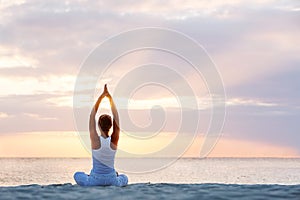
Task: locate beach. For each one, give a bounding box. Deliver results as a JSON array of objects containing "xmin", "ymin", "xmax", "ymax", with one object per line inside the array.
[
  {"xmin": 1, "ymin": 183, "xmax": 300, "ymax": 200},
  {"xmin": 0, "ymin": 158, "xmax": 299, "ymax": 199},
  {"xmin": 1, "ymin": 0, "xmax": 300, "ymax": 199}
]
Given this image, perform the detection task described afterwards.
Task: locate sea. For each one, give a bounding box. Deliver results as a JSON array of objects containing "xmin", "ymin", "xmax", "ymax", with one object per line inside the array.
[{"xmin": 0, "ymin": 158, "xmax": 300, "ymax": 199}]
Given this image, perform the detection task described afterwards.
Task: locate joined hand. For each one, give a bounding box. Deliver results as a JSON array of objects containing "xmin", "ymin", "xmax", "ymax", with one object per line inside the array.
[{"xmin": 100, "ymin": 84, "xmax": 111, "ymax": 99}]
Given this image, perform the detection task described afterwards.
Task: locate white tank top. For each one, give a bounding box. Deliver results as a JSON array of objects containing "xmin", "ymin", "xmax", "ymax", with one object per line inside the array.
[{"xmin": 92, "ymin": 136, "xmax": 116, "ymax": 171}]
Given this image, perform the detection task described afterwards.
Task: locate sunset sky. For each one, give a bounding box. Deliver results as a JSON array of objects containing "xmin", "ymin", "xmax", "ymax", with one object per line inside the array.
[{"xmin": 0, "ymin": 0, "xmax": 299, "ymax": 158}]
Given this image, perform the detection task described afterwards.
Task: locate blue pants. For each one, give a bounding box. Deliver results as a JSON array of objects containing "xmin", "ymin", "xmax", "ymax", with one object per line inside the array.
[{"xmin": 74, "ymin": 170, "xmax": 128, "ymax": 187}]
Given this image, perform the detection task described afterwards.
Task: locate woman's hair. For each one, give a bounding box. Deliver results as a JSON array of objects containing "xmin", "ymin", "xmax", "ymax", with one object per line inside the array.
[{"xmin": 98, "ymin": 114, "xmax": 112, "ymax": 133}]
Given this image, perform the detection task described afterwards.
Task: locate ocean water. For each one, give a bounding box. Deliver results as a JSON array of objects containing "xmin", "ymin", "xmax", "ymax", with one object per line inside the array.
[
  {"xmin": 0, "ymin": 158, "xmax": 300, "ymax": 199},
  {"xmin": 0, "ymin": 158, "xmax": 300, "ymax": 186}
]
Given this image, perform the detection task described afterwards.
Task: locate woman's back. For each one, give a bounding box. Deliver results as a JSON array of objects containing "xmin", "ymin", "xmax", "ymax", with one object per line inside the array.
[{"xmin": 92, "ymin": 136, "xmax": 116, "ymax": 174}]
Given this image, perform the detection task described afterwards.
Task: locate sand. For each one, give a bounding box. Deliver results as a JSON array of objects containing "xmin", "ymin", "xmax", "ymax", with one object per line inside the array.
[{"xmin": 0, "ymin": 183, "xmax": 299, "ymax": 200}]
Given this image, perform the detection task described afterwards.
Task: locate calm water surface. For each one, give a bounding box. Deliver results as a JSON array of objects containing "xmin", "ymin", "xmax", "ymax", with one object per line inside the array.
[{"xmin": 1, "ymin": 158, "xmax": 299, "ymax": 186}]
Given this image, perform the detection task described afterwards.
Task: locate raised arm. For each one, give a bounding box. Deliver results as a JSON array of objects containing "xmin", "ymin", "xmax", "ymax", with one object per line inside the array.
[
  {"xmin": 89, "ymin": 88, "xmax": 106, "ymax": 150},
  {"xmin": 106, "ymin": 92, "xmax": 120, "ymax": 148}
]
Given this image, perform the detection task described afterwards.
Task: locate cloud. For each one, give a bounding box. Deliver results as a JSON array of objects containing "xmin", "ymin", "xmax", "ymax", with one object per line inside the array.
[
  {"xmin": 0, "ymin": 54, "xmax": 37, "ymax": 69},
  {"xmin": 23, "ymin": 112, "xmax": 58, "ymax": 120},
  {"xmin": 0, "ymin": 0, "xmax": 299, "ymax": 154},
  {"xmin": 0, "ymin": 94, "xmax": 74, "ymax": 133},
  {"xmin": 1, "ymin": 0, "xmax": 298, "ymax": 79},
  {"xmin": 226, "ymin": 98, "xmax": 278, "ymax": 107},
  {"xmin": 0, "ymin": 74, "xmax": 75, "ymax": 95},
  {"xmin": 36, "ymin": 0, "xmax": 297, "ymax": 20},
  {"xmin": 0, "ymin": 112, "xmax": 10, "ymax": 119},
  {"xmin": 227, "ymin": 67, "xmax": 300, "ymax": 108}
]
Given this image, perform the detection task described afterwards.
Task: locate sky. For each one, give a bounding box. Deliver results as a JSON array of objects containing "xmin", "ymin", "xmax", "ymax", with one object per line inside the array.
[{"xmin": 0, "ymin": 0, "xmax": 299, "ymax": 158}]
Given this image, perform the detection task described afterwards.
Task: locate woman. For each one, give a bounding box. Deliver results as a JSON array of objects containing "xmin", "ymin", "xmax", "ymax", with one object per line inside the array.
[{"xmin": 74, "ymin": 84, "xmax": 128, "ymax": 187}]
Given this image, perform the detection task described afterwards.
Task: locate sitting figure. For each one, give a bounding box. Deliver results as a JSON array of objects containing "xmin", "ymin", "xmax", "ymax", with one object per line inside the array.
[{"xmin": 74, "ymin": 84, "xmax": 128, "ymax": 187}]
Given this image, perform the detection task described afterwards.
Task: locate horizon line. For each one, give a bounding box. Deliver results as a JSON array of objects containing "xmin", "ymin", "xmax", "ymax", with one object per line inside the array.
[{"xmin": 0, "ymin": 156, "xmax": 299, "ymax": 159}]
